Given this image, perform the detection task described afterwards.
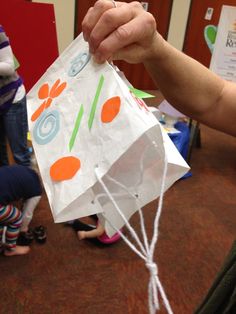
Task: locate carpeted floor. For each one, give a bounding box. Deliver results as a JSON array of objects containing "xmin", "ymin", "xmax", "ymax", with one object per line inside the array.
[{"xmin": 1, "ymin": 122, "xmax": 235, "ymax": 314}]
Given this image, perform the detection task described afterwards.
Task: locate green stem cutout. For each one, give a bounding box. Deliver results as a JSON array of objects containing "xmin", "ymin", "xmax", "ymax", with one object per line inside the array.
[
  {"xmin": 88, "ymin": 75, "xmax": 104, "ymax": 130},
  {"xmin": 69, "ymin": 104, "xmax": 84, "ymax": 151}
]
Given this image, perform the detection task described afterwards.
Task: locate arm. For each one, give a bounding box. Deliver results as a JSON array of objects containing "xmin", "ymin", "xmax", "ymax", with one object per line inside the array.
[
  {"xmin": 144, "ymin": 37, "xmax": 236, "ymax": 136},
  {"xmin": 0, "ymin": 27, "xmax": 15, "ymax": 76},
  {"xmin": 82, "ymin": 0, "xmax": 236, "ymax": 136},
  {"xmin": 77, "ymin": 222, "xmax": 105, "ymax": 240},
  {"xmin": 20, "ymin": 196, "xmax": 41, "ymax": 232}
]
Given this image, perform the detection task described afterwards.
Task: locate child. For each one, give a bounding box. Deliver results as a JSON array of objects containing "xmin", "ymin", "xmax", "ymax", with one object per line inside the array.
[
  {"xmin": 70, "ymin": 215, "xmax": 122, "ymax": 245},
  {"xmin": 0, "ymin": 164, "xmax": 42, "ymax": 256},
  {"xmin": 0, "ymin": 25, "xmax": 30, "ymax": 167}
]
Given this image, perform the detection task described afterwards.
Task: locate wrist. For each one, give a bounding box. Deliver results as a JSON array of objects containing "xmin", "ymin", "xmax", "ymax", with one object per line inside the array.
[{"xmin": 144, "ymin": 32, "xmax": 166, "ymax": 64}]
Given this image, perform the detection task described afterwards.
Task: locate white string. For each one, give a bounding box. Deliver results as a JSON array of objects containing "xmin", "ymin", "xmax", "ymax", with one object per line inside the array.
[
  {"xmin": 94, "ymin": 151, "xmax": 173, "ymax": 314},
  {"xmin": 138, "ymin": 208, "xmax": 150, "ymax": 254},
  {"xmin": 150, "ymin": 155, "xmax": 168, "ymax": 260},
  {"xmin": 95, "ymin": 166, "xmax": 147, "ymax": 258},
  {"xmin": 94, "ymin": 143, "xmax": 155, "ymax": 257},
  {"xmin": 99, "ymin": 211, "xmax": 147, "ymax": 261},
  {"xmin": 96, "ymin": 143, "xmax": 154, "ymax": 255}
]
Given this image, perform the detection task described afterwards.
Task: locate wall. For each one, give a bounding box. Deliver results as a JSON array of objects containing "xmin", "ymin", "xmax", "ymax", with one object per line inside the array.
[
  {"xmin": 32, "ymin": 0, "xmax": 75, "ymax": 54},
  {"xmin": 32, "ymin": 0, "xmax": 191, "ymax": 53},
  {"xmin": 168, "ymin": 0, "xmax": 191, "ymax": 50}
]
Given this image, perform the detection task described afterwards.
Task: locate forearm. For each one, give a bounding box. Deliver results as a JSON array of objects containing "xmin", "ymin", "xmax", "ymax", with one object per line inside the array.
[
  {"xmin": 144, "ymin": 34, "xmax": 236, "ymax": 136},
  {"xmin": 82, "ymin": 224, "xmax": 105, "ymax": 238},
  {"xmin": 20, "ymin": 196, "xmax": 41, "ymax": 231},
  {"xmin": 144, "ymin": 35, "xmax": 223, "ymax": 118}
]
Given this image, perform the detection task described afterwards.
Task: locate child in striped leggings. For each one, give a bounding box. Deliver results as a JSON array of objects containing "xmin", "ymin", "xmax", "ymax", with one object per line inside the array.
[
  {"xmin": 0, "ymin": 165, "xmax": 42, "ymax": 256},
  {"xmin": 0, "ymin": 204, "xmax": 24, "ymax": 255}
]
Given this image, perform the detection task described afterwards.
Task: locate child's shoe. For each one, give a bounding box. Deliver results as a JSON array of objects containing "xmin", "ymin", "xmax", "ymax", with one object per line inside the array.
[
  {"xmin": 33, "ymin": 225, "xmax": 47, "ymax": 244},
  {"xmin": 17, "ymin": 229, "xmax": 34, "ymax": 246}
]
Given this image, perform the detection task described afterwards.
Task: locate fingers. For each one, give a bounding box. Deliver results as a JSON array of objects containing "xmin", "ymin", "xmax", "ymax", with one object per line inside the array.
[
  {"xmin": 82, "ymin": 0, "xmax": 120, "ymax": 42},
  {"xmin": 94, "ymin": 12, "xmax": 156, "ymax": 63},
  {"xmin": 82, "ymin": 1, "xmax": 153, "ymax": 63},
  {"xmin": 87, "ymin": 4, "xmax": 138, "ymax": 55}
]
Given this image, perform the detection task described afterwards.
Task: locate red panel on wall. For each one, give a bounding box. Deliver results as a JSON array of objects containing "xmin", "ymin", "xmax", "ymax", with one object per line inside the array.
[{"xmin": 0, "ymin": 0, "xmax": 59, "ymax": 92}]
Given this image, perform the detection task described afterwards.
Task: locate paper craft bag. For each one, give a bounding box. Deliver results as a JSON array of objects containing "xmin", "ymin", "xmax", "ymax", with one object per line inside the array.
[{"xmin": 27, "ymin": 34, "xmax": 189, "ymax": 236}]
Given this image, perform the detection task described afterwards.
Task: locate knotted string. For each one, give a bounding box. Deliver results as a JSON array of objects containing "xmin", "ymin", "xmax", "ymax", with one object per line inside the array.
[{"xmin": 94, "ymin": 142, "xmax": 173, "ymax": 314}]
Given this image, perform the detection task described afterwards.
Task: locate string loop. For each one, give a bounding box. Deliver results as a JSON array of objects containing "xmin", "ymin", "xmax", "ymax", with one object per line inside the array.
[{"xmin": 94, "ymin": 147, "xmax": 173, "ymax": 314}]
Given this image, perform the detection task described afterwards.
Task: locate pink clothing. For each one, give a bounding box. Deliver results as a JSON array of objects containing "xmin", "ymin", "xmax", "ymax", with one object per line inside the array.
[{"xmin": 97, "ymin": 229, "xmax": 122, "ymax": 244}]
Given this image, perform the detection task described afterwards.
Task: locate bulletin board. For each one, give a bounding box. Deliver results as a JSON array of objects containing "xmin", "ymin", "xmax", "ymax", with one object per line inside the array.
[{"xmin": 210, "ymin": 5, "xmax": 236, "ymax": 82}]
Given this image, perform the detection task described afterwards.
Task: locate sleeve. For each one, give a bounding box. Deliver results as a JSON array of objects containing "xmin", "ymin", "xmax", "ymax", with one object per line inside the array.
[{"xmin": 0, "ymin": 26, "xmax": 15, "ymax": 76}]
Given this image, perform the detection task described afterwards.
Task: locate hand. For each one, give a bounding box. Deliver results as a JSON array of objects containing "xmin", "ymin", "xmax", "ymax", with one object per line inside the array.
[
  {"xmin": 77, "ymin": 231, "xmax": 87, "ymax": 240},
  {"xmin": 82, "ymin": 0, "xmax": 158, "ymax": 64}
]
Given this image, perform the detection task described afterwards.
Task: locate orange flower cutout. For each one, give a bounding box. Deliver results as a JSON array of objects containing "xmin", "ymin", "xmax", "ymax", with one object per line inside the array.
[{"xmin": 31, "ymin": 79, "xmax": 67, "ymax": 122}]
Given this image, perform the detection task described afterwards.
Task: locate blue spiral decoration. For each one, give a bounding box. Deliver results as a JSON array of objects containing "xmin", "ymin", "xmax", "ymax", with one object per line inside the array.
[
  {"xmin": 33, "ymin": 109, "xmax": 60, "ymax": 145},
  {"xmin": 68, "ymin": 52, "xmax": 91, "ymax": 77}
]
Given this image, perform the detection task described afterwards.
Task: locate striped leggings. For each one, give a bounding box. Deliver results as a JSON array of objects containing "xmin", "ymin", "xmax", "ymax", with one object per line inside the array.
[{"xmin": 0, "ymin": 204, "xmax": 22, "ymax": 251}]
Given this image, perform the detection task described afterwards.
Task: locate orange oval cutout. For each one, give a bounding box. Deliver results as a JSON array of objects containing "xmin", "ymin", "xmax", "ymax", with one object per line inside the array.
[
  {"xmin": 50, "ymin": 156, "xmax": 81, "ymax": 181},
  {"xmin": 101, "ymin": 96, "xmax": 121, "ymax": 123}
]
